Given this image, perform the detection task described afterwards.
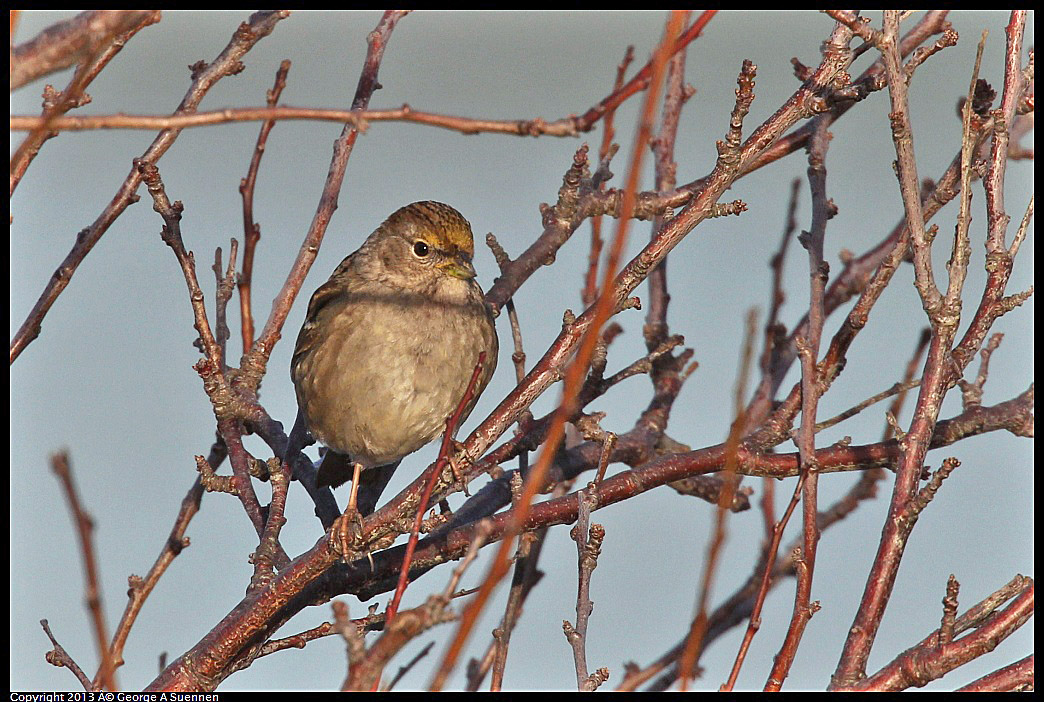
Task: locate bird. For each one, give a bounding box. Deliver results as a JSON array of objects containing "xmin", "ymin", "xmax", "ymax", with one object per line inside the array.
[{"xmin": 286, "ymin": 201, "xmax": 498, "ymax": 516}]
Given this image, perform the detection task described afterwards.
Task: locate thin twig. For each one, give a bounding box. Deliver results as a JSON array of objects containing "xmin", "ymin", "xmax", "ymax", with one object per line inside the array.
[
  {"xmin": 11, "ymin": 12, "xmax": 719, "ymax": 141},
  {"xmin": 41, "ymin": 619, "xmax": 93, "ymax": 691},
  {"xmin": 565, "ymin": 486, "xmax": 607, "ymax": 690},
  {"xmin": 107, "ymin": 477, "xmax": 203, "ymax": 680},
  {"xmin": 237, "ymin": 59, "xmax": 291, "ymax": 353},
  {"xmin": 385, "ymin": 352, "xmax": 489, "ymax": 627},
  {"xmin": 50, "ymin": 452, "xmax": 117, "ymax": 691},
  {"xmin": 680, "ymin": 310, "xmax": 757, "ymax": 690}
]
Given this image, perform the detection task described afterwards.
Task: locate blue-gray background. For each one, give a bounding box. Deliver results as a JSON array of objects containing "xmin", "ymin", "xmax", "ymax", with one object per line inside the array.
[{"xmin": 11, "ymin": 11, "xmax": 1033, "ymax": 691}]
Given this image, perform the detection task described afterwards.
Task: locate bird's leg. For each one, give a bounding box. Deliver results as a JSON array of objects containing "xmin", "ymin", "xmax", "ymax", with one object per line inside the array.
[
  {"xmin": 346, "ymin": 461, "xmax": 363, "ymax": 514},
  {"xmin": 334, "ymin": 462, "xmax": 366, "ymax": 561}
]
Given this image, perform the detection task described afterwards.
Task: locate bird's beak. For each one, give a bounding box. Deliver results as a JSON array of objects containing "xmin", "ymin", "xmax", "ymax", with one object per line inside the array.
[{"xmin": 441, "ymin": 257, "xmax": 477, "ymax": 280}]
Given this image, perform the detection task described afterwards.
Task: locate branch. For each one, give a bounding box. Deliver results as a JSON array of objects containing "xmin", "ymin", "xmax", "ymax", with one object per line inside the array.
[
  {"xmin": 836, "ymin": 576, "xmax": 1034, "ymax": 691},
  {"xmin": 10, "ymin": 10, "xmax": 158, "ymax": 90}
]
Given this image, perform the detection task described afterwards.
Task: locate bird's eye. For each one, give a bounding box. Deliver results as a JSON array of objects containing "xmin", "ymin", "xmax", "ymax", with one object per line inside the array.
[{"xmin": 413, "ymin": 240, "xmax": 430, "ymax": 258}]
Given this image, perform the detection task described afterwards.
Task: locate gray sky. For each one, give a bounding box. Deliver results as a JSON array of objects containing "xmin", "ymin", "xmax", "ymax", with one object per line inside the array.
[{"xmin": 11, "ymin": 10, "xmax": 1033, "ymax": 691}]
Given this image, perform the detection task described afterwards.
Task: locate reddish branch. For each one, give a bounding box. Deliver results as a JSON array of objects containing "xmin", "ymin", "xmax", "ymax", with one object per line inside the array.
[
  {"xmin": 743, "ymin": 11, "xmax": 952, "ymax": 179},
  {"xmin": 345, "ymin": 521, "xmax": 491, "ymax": 692},
  {"xmin": 835, "ymin": 576, "xmax": 1033, "ymax": 691},
  {"xmin": 956, "ymin": 654, "xmax": 1034, "ymax": 692}
]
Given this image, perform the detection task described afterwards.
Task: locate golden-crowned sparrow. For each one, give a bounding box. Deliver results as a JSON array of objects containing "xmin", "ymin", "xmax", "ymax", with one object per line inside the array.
[{"xmin": 289, "ymin": 201, "xmax": 498, "ymax": 514}]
